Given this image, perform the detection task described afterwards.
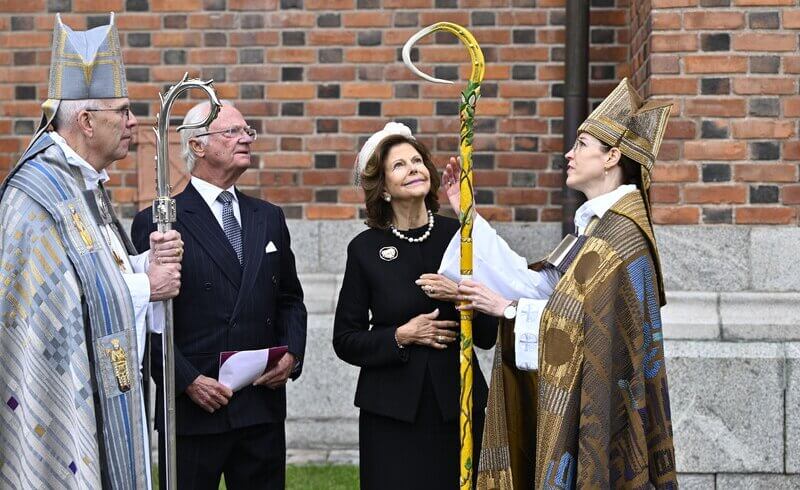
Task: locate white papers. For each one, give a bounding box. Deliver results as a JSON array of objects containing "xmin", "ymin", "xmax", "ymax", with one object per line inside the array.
[
  {"xmin": 218, "ymin": 346, "xmax": 288, "ymax": 392},
  {"xmin": 514, "ymin": 298, "xmax": 548, "ymax": 371}
]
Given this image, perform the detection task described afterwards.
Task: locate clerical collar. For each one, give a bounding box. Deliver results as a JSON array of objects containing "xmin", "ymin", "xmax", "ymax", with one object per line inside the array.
[
  {"xmin": 573, "ymin": 184, "xmax": 637, "ymax": 234},
  {"xmin": 191, "ymin": 176, "xmax": 238, "ymax": 210},
  {"xmin": 48, "ymin": 131, "xmax": 110, "ymax": 191}
]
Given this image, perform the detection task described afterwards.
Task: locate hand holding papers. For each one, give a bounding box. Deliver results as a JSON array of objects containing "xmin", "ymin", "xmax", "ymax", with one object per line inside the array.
[{"xmin": 218, "ymin": 346, "xmax": 288, "ymax": 392}]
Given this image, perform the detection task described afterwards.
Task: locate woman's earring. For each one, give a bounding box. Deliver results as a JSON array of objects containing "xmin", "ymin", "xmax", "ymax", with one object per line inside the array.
[{"xmin": 383, "ymin": 194, "xmax": 391, "ymax": 202}]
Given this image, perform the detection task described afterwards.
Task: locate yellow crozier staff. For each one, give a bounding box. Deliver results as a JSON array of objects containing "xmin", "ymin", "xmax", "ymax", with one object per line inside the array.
[{"xmin": 402, "ymin": 23, "xmax": 485, "ymax": 489}]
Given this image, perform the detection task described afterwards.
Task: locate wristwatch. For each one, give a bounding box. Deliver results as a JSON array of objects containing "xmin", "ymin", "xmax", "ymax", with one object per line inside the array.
[{"xmin": 502, "ymin": 300, "xmax": 518, "ymax": 320}]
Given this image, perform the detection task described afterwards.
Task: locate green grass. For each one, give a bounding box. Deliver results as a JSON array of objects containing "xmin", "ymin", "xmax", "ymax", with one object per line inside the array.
[
  {"xmin": 153, "ymin": 465, "xmax": 359, "ymax": 489},
  {"xmin": 287, "ymin": 465, "xmax": 359, "ymax": 489}
]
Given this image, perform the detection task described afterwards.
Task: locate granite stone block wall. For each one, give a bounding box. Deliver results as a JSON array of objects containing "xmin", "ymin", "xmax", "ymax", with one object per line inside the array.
[{"xmin": 281, "ymin": 220, "xmax": 800, "ymax": 486}]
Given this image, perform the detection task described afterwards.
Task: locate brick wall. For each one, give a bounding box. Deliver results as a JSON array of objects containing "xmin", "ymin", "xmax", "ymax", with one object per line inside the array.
[
  {"xmin": 0, "ymin": 1, "xmax": 796, "ymax": 224},
  {"xmin": 645, "ymin": 0, "xmax": 799, "ymax": 224}
]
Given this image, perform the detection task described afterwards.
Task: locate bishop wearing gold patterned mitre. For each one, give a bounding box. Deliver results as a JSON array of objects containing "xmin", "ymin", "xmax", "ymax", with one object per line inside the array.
[{"xmin": 438, "ymin": 78, "xmax": 678, "ymax": 489}]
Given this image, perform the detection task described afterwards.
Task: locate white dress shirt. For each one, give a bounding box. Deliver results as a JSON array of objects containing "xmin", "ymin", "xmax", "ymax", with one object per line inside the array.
[
  {"xmin": 191, "ymin": 176, "xmax": 241, "ymax": 228},
  {"xmin": 50, "ymin": 131, "xmax": 154, "ymax": 488},
  {"xmin": 437, "ymin": 184, "xmax": 639, "ymax": 370},
  {"xmin": 573, "ymin": 184, "xmax": 637, "ymax": 235}
]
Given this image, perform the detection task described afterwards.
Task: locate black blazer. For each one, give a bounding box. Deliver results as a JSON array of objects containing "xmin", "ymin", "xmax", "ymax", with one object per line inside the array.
[
  {"xmin": 333, "ymin": 216, "xmax": 497, "ymax": 423},
  {"xmin": 132, "ymin": 182, "xmax": 307, "ymax": 436}
]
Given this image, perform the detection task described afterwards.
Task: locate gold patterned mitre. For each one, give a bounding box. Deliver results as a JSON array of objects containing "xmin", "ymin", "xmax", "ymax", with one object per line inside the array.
[
  {"xmin": 578, "ymin": 78, "xmax": 672, "ymax": 189},
  {"xmin": 48, "ymin": 12, "xmax": 127, "ymax": 101}
]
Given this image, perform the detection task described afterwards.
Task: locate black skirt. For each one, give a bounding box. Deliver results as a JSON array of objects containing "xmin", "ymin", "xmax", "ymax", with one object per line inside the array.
[{"xmin": 358, "ymin": 371, "xmax": 485, "ymax": 490}]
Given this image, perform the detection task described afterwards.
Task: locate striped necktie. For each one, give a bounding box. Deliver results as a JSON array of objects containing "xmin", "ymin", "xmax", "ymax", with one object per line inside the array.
[{"xmin": 217, "ymin": 190, "xmax": 243, "ymax": 264}]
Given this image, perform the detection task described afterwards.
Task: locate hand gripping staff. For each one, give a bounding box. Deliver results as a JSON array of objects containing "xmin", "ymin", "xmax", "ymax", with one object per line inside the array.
[
  {"xmin": 153, "ymin": 73, "xmax": 222, "ymax": 490},
  {"xmin": 402, "ymin": 23, "xmax": 485, "ymax": 489}
]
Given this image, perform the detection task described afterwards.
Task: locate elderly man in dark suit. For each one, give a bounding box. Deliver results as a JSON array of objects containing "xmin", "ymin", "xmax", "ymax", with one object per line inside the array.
[{"xmin": 132, "ymin": 101, "xmax": 307, "ymax": 489}]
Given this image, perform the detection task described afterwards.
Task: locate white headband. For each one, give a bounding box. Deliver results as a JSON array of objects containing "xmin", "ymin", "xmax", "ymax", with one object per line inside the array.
[{"xmin": 354, "ymin": 122, "xmax": 415, "ymax": 185}]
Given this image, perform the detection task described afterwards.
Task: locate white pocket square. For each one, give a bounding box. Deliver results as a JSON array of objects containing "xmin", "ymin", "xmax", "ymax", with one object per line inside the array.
[{"xmin": 265, "ymin": 241, "xmax": 278, "ymax": 254}]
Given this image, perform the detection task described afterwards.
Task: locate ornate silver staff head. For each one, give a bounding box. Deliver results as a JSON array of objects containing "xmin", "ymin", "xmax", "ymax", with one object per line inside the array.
[{"xmin": 152, "ymin": 72, "xmax": 222, "ymax": 227}]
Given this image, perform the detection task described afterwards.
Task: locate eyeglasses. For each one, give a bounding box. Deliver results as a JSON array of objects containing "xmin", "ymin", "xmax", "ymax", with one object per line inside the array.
[
  {"xmin": 86, "ymin": 107, "xmax": 131, "ymax": 121},
  {"xmin": 570, "ymin": 138, "xmax": 609, "ymax": 154},
  {"xmin": 194, "ymin": 126, "xmax": 258, "ymax": 141}
]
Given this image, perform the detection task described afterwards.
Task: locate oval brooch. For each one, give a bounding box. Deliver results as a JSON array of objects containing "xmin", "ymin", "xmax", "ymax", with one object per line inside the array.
[{"xmin": 379, "ymin": 246, "xmax": 398, "ymax": 262}]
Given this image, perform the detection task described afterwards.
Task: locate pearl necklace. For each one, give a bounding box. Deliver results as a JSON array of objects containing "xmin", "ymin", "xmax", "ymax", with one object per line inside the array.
[{"xmin": 391, "ymin": 210, "xmax": 434, "ymax": 243}]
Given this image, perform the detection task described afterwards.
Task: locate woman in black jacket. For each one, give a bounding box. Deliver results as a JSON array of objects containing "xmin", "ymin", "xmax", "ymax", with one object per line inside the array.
[{"xmin": 333, "ymin": 122, "xmax": 497, "ymax": 489}]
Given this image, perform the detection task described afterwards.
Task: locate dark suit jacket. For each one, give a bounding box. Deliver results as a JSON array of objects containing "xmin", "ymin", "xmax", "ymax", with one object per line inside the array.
[
  {"xmin": 333, "ymin": 217, "xmax": 497, "ymax": 424},
  {"xmin": 132, "ymin": 182, "xmax": 307, "ymax": 436}
]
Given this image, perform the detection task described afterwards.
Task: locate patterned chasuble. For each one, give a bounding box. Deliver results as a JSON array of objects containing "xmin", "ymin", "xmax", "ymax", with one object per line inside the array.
[
  {"xmin": 0, "ymin": 134, "xmax": 147, "ymax": 489},
  {"xmin": 477, "ymin": 191, "xmax": 677, "ymax": 490}
]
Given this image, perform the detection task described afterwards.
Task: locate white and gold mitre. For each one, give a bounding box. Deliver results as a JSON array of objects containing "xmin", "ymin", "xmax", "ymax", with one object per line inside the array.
[
  {"xmin": 27, "ymin": 13, "xmax": 127, "ymax": 151},
  {"xmin": 48, "ymin": 12, "xmax": 127, "ymax": 101}
]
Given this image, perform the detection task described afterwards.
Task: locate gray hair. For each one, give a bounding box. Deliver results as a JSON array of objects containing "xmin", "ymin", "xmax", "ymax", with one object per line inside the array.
[
  {"xmin": 52, "ymin": 99, "xmax": 92, "ymax": 131},
  {"xmin": 181, "ymin": 100, "xmax": 232, "ymax": 173}
]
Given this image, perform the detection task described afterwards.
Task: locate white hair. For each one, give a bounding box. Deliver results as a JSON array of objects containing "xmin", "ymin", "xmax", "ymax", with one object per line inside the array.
[
  {"xmin": 52, "ymin": 99, "xmax": 92, "ymax": 131},
  {"xmin": 181, "ymin": 99, "xmax": 232, "ymax": 173}
]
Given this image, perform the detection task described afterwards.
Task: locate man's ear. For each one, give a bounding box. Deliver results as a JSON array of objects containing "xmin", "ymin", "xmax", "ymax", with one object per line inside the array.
[
  {"xmin": 76, "ymin": 110, "xmax": 93, "ymax": 138},
  {"xmin": 189, "ymin": 138, "xmax": 205, "ymax": 158}
]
